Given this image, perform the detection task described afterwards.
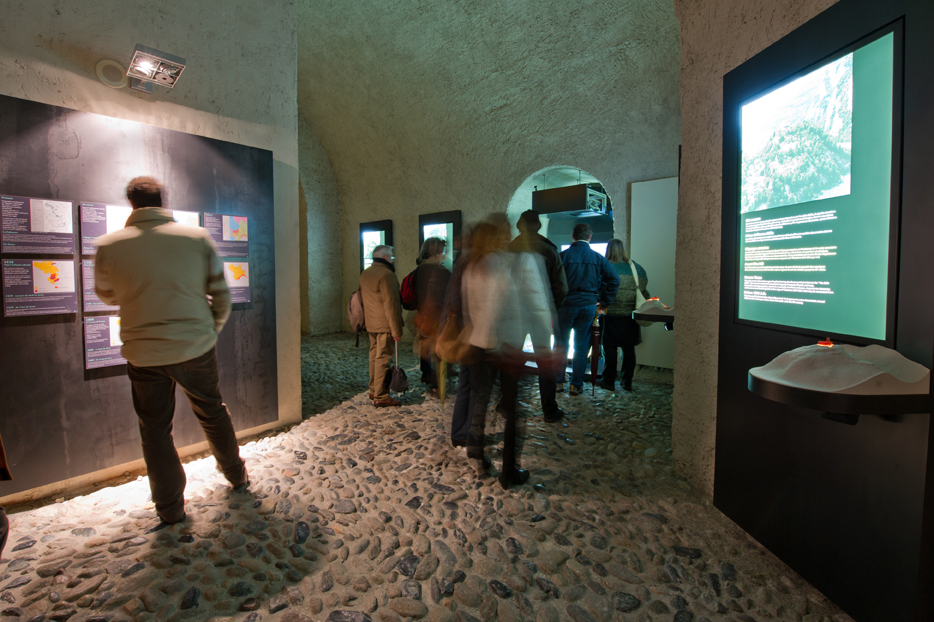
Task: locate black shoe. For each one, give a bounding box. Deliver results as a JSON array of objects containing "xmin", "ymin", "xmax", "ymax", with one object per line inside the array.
[
  {"xmin": 499, "ymin": 468, "xmax": 530, "ymax": 489},
  {"xmin": 622, "ymin": 384, "xmax": 633, "ymax": 392},
  {"xmin": 231, "ymin": 479, "xmax": 251, "ymax": 495},
  {"xmin": 451, "ymin": 439, "xmax": 466, "ymax": 448},
  {"xmin": 597, "ymin": 381, "xmax": 615, "ymax": 391},
  {"xmin": 543, "ymin": 408, "xmax": 565, "ymax": 424}
]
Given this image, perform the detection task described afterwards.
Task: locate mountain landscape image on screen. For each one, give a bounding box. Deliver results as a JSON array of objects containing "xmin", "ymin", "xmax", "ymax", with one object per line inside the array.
[{"xmin": 741, "ymin": 53, "xmax": 853, "ymax": 213}]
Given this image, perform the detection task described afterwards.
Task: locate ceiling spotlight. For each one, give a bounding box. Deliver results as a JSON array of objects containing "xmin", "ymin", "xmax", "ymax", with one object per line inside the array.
[{"xmin": 127, "ymin": 44, "xmax": 186, "ymax": 93}]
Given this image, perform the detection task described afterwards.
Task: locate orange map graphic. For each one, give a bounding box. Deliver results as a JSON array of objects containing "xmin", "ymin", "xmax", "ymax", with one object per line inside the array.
[
  {"xmin": 33, "ymin": 261, "xmax": 60, "ymax": 289},
  {"xmin": 228, "ymin": 264, "xmax": 247, "ymax": 280}
]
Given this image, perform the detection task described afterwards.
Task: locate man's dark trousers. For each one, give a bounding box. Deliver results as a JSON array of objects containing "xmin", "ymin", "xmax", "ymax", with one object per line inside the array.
[{"xmin": 127, "ymin": 347, "xmax": 247, "ymax": 523}]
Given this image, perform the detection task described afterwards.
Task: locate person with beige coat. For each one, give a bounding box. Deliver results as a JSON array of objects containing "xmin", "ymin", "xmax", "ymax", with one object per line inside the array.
[
  {"xmin": 359, "ymin": 245, "xmax": 404, "ymax": 406},
  {"xmin": 94, "ymin": 177, "xmax": 248, "ymax": 528}
]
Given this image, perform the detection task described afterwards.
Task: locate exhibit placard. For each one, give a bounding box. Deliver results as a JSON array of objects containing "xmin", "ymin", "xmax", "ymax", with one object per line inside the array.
[
  {"xmin": 79, "ymin": 202, "xmax": 132, "ymax": 255},
  {"xmin": 204, "ymin": 213, "xmax": 249, "ymax": 258},
  {"xmin": 224, "ymin": 261, "xmax": 251, "ymax": 303},
  {"xmin": 2, "ymin": 258, "xmax": 78, "ymax": 316},
  {"xmin": 1, "ymin": 195, "xmax": 75, "ymax": 254},
  {"xmin": 83, "ymin": 316, "xmax": 126, "ymax": 369},
  {"xmin": 81, "ymin": 259, "xmax": 118, "ymax": 312}
]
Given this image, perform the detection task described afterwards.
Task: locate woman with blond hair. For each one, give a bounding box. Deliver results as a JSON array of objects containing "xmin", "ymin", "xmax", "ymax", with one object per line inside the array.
[{"xmin": 600, "ymin": 239, "xmax": 649, "ymax": 391}]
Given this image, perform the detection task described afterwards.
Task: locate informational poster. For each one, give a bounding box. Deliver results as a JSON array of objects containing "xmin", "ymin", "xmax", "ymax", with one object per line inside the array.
[
  {"xmin": 79, "ymin": 202, "xmax": 132, "ymax": 255},
  {"xmin": 171, "ymin": 209, "xmax": 201, "ymax": 228},
  {"xmin": 81, "ymin": 259, "xmax": 118, "ymax": 312},
  {"xmin": 224, "ymin": 261, "xmax": 251, "ymax": 303},
  {"xmin": 1, "ymin": 195, "xmax": 75, "ymax": 254},
  {"xmin": 2, "ymin": 258, "xmax": 78, "ymax": 317},
  {"xmin": 204, "ymin": 213, "xmax": 249, "ymax": 258},
  {"xmin": 83, "ymin": 316, "xmax": 126, "ymax": 369}
]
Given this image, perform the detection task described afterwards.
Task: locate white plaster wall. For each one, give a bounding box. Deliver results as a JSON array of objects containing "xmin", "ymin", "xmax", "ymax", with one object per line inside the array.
[
  {"xmin": 0, "ymin": 1, "xmax": 301, "ymax": 478},
  {"xmin": 297, "ymin": 0, "xmax": 683, "ymax": 321},
  {"xmin": 672, "ymin": 0, "xmax": 841, "ymax": 496},
  {"xmin": 298, "ymin": 114, "xmax": 342, "ymax": 335}
]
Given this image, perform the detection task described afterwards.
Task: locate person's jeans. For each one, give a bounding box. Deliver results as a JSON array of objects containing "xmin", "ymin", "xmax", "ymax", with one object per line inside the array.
[
  {"xmin": 555, "ymin": 304, "xmax": 597, "ymax": 388},
  {"xmin": 127, "ymin": 347, "xmax": 247, "ymax": 523}
]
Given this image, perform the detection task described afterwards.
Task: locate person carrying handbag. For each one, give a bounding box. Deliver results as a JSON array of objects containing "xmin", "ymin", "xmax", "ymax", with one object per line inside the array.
[{"xmin": 599, "ymin": 239, "xmax": 650, "ymax": 392}]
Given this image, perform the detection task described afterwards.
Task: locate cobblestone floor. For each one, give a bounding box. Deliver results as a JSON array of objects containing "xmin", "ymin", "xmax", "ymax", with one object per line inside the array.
[{"xmin": 0, "ymin": 334, "xmax": 852, "ymax": 622}]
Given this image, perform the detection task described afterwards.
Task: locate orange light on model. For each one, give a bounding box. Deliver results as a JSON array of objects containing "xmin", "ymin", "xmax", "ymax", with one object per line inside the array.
[{"xmin": 818, "ymin": 339, "xmax": 833, "ymax": 347}]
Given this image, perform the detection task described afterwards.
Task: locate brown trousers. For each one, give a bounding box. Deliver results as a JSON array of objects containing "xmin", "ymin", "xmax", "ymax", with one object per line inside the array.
[
  {"xmin": 127, "ymin": 348, "xmax": 247, "ymax": 523},
  {"xmin": 367, "ymin": 332, "xmax": 394, "ymax": 401}
]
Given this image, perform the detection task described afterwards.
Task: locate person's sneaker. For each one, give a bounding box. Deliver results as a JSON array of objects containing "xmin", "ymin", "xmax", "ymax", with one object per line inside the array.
[
  {"xmin": 543, "ymin": 408, "xmax": 565, "ymax": 424},
  {"xmin": 499, "ymin": 468, "xmax": 530, "ymax": 490},
  {"xmin": 556, "ymin": 383, "xmax": 565, "ymax": 393},
  {"xmin": 568, "ymin": 385, "xmax": 583, "ymax": 396},
  {"xmin": 374, "ymin": 397, "xmax": 402, "ymax": 407},
  {"xmin": 231, "ymin": 479, "xmax": 251, "ymax": 495}
]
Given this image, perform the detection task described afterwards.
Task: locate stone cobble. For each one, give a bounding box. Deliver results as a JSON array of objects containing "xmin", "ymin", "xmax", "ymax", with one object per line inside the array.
[{"xmin": 0, "ymin": 333, "xmax": 853, "ymax": 622}]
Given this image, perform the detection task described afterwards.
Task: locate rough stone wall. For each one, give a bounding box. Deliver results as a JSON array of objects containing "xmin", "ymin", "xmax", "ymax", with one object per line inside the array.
[
  {"xmin": 0, "ymin": 1, "xmax": 301, "ymax": 424},
  {"xmin": 298, "ymin": 115, "xmax": 342, "ymax": 335},
  {"xmin": 672, "ymin": 0, "xmax": 841, "ymax": 496},
  {"xmin": 297, "ymin": 0, "xmax": 682, "ymax": 320}
]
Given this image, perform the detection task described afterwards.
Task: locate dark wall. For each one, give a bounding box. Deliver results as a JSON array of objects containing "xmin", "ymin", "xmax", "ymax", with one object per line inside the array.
[
  {"xmin": 715, "ymin": 1, "xmax": 933, "ymax": 621},
  {"xmin": 0, "ymin": 96, "xmax": 278, "ymax": 497}
]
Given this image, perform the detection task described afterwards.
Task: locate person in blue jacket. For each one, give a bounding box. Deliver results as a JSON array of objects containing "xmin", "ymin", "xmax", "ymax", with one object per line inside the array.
[{"xmin": 555, "ymin": 223, "xmax": 620, "ymax": 395}]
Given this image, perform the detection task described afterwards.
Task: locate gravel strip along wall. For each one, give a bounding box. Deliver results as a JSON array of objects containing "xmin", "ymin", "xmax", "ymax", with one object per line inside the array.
[{"xmin": 1, "ymin": 335, "xmax": 850, "ymax": 622}]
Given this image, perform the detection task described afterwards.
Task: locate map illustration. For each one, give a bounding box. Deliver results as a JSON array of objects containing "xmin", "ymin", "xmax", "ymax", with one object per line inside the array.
[
  {"xmin": 29, "ymin": 199, "xmax": 73, "ymax": 233},
  {"xmin": 224, "ymin": 262, "xmax": 250, "ymax": 288},
  {"xmin": 741, "ymin": 53, "xmax": 853, "ymax": 213},
  {"xmin": 33, "ymin": 260, "xmax": 75, "ymax": 294},
  {"xmin": 223, "ymin": 216, "xmax": 249, "ymax": 242}
]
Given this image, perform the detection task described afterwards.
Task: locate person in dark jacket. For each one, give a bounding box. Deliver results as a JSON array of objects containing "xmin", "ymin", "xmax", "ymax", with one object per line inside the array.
[
  {"xmin": 414, "ymin": 237, "xmax": 451, "ymax": 395},
  {"xmin": 508, "ymin": 210, "xmax": 568, "ymax": 422},
  {"xmin": 555, "ymin": 223, "xmax": 620, "ymax": 395}
]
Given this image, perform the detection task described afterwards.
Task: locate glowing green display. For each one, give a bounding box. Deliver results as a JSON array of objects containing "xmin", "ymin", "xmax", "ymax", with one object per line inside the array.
[{"xmin": 737, "ymin": 33, "xmax": 894, "ymax": 341}]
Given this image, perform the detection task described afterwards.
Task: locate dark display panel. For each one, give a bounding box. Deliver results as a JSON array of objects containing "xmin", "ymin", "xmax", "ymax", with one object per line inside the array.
[
  {"xmin": 2, "ymin": 258, "xmax": 77, "ymax": 317},
  {"xmin": 204, "ymin": 212, "xmax": 249, "ymax": 258},
  {"xmin": 0, "ymin": 95, "xmax": 278, "ymax": 497},
  {"xmin": 1, "ymin": 194, "xmax": 75, "ymax": 254},
  {"xmin": 716, "ymin": 1, "xmax": 933, "ymax": 620}
]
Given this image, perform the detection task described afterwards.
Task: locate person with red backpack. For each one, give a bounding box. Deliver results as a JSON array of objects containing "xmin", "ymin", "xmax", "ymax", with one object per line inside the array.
[{"xmin": 359, "ymin": 245, "xmax": 404, "ymax": 407}]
